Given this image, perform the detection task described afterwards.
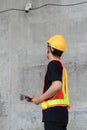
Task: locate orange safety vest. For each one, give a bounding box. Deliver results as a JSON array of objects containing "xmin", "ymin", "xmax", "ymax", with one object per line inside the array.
[{"xmin": 41, "ymin": 59, "xmax": 70, "ymax": 110}]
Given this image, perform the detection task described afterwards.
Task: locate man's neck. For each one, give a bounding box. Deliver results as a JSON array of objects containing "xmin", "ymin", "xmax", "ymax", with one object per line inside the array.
[{"xmin": 49, "ymin": 54, "xmax": 60, "ymax": 62}]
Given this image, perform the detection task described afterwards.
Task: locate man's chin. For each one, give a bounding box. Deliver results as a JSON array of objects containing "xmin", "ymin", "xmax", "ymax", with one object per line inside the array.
[{"xmin": 47, "ymin": 56, "xmax": 49, "ymax": 59}]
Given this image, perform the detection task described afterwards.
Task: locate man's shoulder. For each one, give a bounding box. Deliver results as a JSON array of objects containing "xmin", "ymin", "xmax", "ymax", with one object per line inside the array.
[{"xmin": 48, "ymin": 60, "xmax": 62, "ymax": 68}]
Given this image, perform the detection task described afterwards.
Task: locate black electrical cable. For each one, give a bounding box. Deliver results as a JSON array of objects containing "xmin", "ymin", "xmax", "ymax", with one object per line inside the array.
[
  {"xmin": 0, "ymin": 1, "xmax": 87, "ymax": 13},
  {"xmin": 0, "ymin": 8, "xmax": 24, "ymax": 13},
  {"xmin": 32, "ymin": 1, "xmax": 87, "ymax": 10}
]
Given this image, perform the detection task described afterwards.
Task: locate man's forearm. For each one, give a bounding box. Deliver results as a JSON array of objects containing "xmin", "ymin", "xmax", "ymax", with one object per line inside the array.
[
  {"xmin": 32, "ymin": 81, "xmax": 62, "ymax": 105},
  {"xmin": 40, "ymin": 81, "xmax": 62, "ymax": 102}
]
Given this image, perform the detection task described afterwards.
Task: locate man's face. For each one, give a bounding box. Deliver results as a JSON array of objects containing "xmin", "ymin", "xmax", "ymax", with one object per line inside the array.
[{"xmin": 46, "ymin": 46, "xmax": 50, "ymax": 59}]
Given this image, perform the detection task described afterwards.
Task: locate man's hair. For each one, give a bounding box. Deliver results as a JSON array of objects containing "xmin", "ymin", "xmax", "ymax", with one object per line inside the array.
[{"xmin": 47, "ymin": 44, "xmax": 63, "ymax": 57}]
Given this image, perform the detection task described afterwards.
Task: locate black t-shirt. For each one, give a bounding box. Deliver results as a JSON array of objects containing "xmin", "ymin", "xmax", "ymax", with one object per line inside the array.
[{"xmin": 42, "ymin": 60, "xmax": 68, "ymax": 124}]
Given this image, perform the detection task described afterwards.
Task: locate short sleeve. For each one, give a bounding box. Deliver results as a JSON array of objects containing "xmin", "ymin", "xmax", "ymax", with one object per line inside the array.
[{"xmin": 47, "ymin": 61, "xmax": 62, "ymax": 82}]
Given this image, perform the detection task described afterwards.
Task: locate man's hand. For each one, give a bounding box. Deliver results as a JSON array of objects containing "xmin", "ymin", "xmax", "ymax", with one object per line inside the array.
[{"xmin": 32, "ymin": 96, "xmax": 41, "ymax": 105}]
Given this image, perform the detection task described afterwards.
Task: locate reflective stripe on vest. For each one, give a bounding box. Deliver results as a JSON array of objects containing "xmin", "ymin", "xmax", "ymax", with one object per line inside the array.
[{"xmin": 41, "ymin": 59, "xmax": 70, "ymax": 110}]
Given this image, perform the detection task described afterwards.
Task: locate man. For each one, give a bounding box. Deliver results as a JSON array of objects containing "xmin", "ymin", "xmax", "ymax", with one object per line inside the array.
[{"xmin": 25, "ymin": 35, "xmax": 70, "ymax": 130}]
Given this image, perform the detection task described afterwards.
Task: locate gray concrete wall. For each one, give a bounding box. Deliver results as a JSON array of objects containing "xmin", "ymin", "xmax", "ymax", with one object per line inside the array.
[{"xmin": 0, "ymin": 0, "xmax": 87, "ymax": 130}]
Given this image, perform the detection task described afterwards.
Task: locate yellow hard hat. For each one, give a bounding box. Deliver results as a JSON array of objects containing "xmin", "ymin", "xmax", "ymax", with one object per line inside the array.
[{"xmin": 46, "ymin": 35, "xmax": 67, "ymax": 52}]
